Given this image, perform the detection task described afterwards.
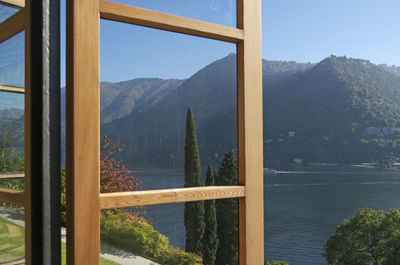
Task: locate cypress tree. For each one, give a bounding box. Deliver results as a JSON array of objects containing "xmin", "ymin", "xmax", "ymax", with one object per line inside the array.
[
  {"xmin": 203, "ymin": 164, "xmax": 218, "ymax": 265},
  {"xmin": 184, "ymin": 107, "xmax": 205, "ymax": 256},
  {"xmin": 215, "ymin": 151, "xmax": 239, "ymax": 265}
]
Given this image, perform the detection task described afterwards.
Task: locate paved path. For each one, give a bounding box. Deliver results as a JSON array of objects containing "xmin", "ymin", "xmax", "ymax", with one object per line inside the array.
[{"xmin": 0, "ymin": 206, "xmax": 160, "ymax": 265}]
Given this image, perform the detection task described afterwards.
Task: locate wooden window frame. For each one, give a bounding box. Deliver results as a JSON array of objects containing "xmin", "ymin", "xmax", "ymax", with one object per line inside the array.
[{"xmin": 66, "ymin": 0, "xmax": 263, "ymax": 264}]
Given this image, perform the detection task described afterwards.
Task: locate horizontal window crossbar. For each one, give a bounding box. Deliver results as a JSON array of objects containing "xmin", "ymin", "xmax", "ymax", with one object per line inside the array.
[
  {"xmin": 0, "ymin": 8, "xmax": 25, "ymax": 44},
  {"xmin": 99, "ymin": 0, "xmax": 244, "ymax": 43},
  {"xmin": 99, "ymin": 185, "xmax": 246, "ymax": 209},
  {"xmin": 0, "ymin": 187, "xmax": 25, "ymax": 207},
  {"xmin": 0, "ymin": 0, "xmax": 24, "ymax": 8},
  {"xmin": 0, "ymin": 173, "xmax": 24, "ymax": 179},
  {"xmin": 0, "ymin": 85, "xmax": 25, "ymax": 94}
]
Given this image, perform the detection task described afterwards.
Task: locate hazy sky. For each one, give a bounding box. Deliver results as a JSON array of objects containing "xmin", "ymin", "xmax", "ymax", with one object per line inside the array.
[{"xmin": 57, "ymin": 0, "xmax": 400, "ymax": 84}]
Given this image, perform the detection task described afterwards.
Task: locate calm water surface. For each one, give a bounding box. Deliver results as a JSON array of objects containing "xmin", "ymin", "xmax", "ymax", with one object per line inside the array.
[{"xmin": 133, "ymin": 171, "xmax": 400, "ymax": 265}]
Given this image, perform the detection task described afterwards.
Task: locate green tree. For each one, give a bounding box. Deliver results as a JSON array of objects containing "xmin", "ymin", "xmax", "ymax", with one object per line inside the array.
[
  {"xmin": 265, "ymin": 261, "xmax": 291, "ymax": 265},
  {"xmin": 184, "ymin": 107, "xmax": 205, "ymax": 256},
  {"xmin": 324, "ymin": 208, "xmax": 400, "ymax": 265},
  {"xmin": 202, "ymin": 164, "xmax": 218, "ymax": 265},
  {"xmin": 0, "ymin": 132, "xmax": 23, "ymax": 173},
  {"xmin": 215, "ymin": 151, "xmax": 238, "ymax": 265}
]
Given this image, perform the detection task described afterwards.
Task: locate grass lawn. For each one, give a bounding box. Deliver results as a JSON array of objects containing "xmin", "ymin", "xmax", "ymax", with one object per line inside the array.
[
  {"xmin": 0, "ymin": 216, "xmax": 24, "ymax": 263},
  {"xmin": 0, "ymin": 217, "xmax": 116, "ymax": 265}
]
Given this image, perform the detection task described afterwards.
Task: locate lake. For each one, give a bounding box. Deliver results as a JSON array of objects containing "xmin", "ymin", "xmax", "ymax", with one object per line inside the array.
[{"xmin": 132, "ymin": 171, "xmax": 400, "ymax": 265}]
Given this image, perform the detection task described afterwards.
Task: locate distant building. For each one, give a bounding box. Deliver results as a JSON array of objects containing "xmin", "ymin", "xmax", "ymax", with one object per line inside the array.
[{"xmin": 293, "ymin": 158, "xmax": 303, "ymax": 164}]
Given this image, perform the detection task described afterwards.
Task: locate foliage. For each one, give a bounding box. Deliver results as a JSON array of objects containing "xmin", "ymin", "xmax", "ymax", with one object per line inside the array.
[
  {"xmin": 265, "ymin": 261, "xmax": 291, "ymax": 265},
  {"xmin": 0, "ymin": 132, "xmax": 24, "ymax": 192},
  {"xmin": 0, "ymin": 132, "xmax": 23, "ymax": 173},
  {"xmin": 101, "ymin": 135, "xmax": 145, "ymax": 218},
  {"xmin": 60, "ymin": 136, "xmax": 145, "ymax": 224},
  {"xmin": 184, "ymin": 107, "xmax": 205, "ymax": 256},
  {"xmin": 100, "ymin": 210, "xmax": 202, "ymax": 265},
  {"xmin": 202, "ymin": 164, "xmax": 218, "ymax": 265},
  {"xmin": 215, "ymin": 151, "xmax": 239, "ymax": 265},
  {"xmin": 324, "ymin": 208, "xmax": 400, "ymax": 265}
]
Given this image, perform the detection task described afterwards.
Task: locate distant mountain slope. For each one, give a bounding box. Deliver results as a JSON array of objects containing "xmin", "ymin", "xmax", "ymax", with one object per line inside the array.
[
  {"xmin": 101, "ymin": 54, "xmax": 239, "ymax": 168},
  {"xmin": 101, "ymin": 54, "xmax": 317, "ymax": 168},
  {"xmin": 59, "ymin": 77, "xmax": 184, "ymax": 165},
  {"xmin": 103, "ymin": 55, "xmax": 400, "ymax": 168},
  {"xmin": 0, "ymin": 108, "xmax": 23, "ymax": 120},
  {"xmin": 379, "ymin": 64, "xmax": 400, "ymax": 77},
  {"xmin": 264, "ymin": 56, "xmax": 400, "ymax": 140},
  {"xmin": 100, "ymin": 78, "xmax": 184, "ymax": 123},
  {"xmin": 5, "ymin": 54, "xmax": 400, "ymax": 168},
  {"xmin": 60, "ymin": 78, "xmax": 184, "ymax": 125}
]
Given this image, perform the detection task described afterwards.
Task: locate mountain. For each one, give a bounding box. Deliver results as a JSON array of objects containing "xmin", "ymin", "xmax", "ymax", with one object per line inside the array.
[
  {"xmin": 4, "ymin": 54, "xmax": 400, "ymax": 169},
  {"xmin": 0, "ymin": 108, "xmax": 23, "ymax": 120},
  {"xmin": 60, "ymin": 78, "xmax": 184, "ymax": 124},
  {"xmin": 102, "ymin": 55, "xmax": 400, "ymax": 169},
  {"xmin": 102, "ymin": 54, "xmax": 239, "ymax": 168},
  {"xmin": 99, "ymin": 78, "xmax": 184, "ymax": 124},
  {"xmin": 59, "ymin": 78, "xmax": 184, "ymax": 164},
  {"xmin": 379, "ymin": 64, "xmax": 400, "ymax": 77},
  {"xmin": 263, "ymin": 56, "xmax": 400, "ymax": 166}
]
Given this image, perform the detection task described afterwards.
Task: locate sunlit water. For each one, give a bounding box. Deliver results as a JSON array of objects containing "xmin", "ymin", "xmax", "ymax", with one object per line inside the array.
[{"xmin": 132, "ymin": 171, "xmax": 400, "ymax": 265}]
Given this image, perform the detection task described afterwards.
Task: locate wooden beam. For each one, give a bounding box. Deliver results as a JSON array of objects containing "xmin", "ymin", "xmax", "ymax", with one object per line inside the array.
[
  {"xmin": 0, "ymin": 0, "xmax": 24, "ymax": 8},
  {"xmin": 0, "ymin": 85, "xmax": 24, "ymax": 93},
  {"xmin": 0, "ymin": 188, "xmax": 25, "ymax": 207},
  {"xmin": 0, "ymin": 8, "xmax": 26, "ymax": 44},
  {"xmin": 1, "ymin": 258, "xmax": 25, "ymax": 265},
  {"xmin": 0, "ymin": 173, "xmax": 24, "ymax": 179},
  {"xmin": 100, "ymin": 186, "xmax": 246, "ymax": 209},
  {"xmin": 66, "ymin": 0, "xmax": 100, "ymax": 264},
  {"xmin": 237, "ymin": 0, "xmax": 264, "ymax": 264},
  {"xmin": 99, "ymin": 0, "xmax": 244, "ymax": 43}
]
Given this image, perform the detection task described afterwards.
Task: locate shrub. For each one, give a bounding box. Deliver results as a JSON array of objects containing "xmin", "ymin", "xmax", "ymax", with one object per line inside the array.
[{"xmin": 101, "ymin": 210, "xmax": 202, "ymax": 265}]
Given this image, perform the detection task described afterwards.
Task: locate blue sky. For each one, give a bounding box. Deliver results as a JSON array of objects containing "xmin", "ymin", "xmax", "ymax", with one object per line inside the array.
[{"xmin": 56, "ymin": 0, "xmax": 399, "ymax": 85}]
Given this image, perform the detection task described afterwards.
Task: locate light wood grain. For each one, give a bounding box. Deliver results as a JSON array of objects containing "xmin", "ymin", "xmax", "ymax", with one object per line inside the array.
[
  {"xmin": 0, "ymin": 188, "xmax": 25, "ymax": 206},
  {"xmin": 0, "ymin": 173, "xmax": 24, "ymax": 179},
  {"xmin": 0, "ymin": 8, "xmax": 26, "ymax": 44},
  {"xmin": 100, "ymin": 186, "xmax": 246, "ymax": 209},
  {"xmin": 0, "ymin": 85, "xmax": 24, "ymax": 93},
  {"xmin": 99, "ymin": 0, "xmax": 243, "ymax": 43},
  {"xmin": 23, "ymin": 2, "xmax": 31, "ymax": 262},
  {"xmin": 1, "ymin": 258, "xmax": 25, "ymax": 265},
  {"xmin": 237, "ymin": 0, "xmax": 264, "ymax": 264},
  {"xmin": 0, "ymin": 0, "xmax": 24, "ymax": 8},
  {"xmin": 66, "ymin": 0, "xmax": 100, "ymax": 264}
]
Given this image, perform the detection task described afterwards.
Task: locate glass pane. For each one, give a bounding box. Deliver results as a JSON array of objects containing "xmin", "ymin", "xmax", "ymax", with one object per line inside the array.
[
  {"xmin": 109, "ymin": 0, "xmax": 236, "ymax": 28},
  {"xmin": 0, "ymin": 91, "xmax": 24, "ymax": 188},
  {"xmin": 0, "ymin": 4, "xmax": 20, "ymax": 24},
  {"xmin": 263, "ymin": 1, "xmax": 400, "ymax": 264},
  {"xmin": 100, "ymin": 20, "xmax": 237, "ymax": 191},
  {"xmin": 0, "ymin": 204, "xmax": 24, "ymax": 263},
  {"xmin": 100, "ymin": 199, "xmax": 239, "ymax": 265},
  {"xmin": 0, "ymin": 31, "xmax": 24, "ymax": 87}
]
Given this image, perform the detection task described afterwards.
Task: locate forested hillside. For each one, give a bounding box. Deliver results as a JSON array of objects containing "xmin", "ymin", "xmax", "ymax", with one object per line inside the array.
[{"xmin": 3, "ymin": 54, "xmax": 400, "ymax": 169}]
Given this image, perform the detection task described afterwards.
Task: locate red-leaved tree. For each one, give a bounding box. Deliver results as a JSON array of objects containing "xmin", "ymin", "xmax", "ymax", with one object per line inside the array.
[{"xmin": 101, "ymin": 135, "xmax": 145, "ymax": 219}]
